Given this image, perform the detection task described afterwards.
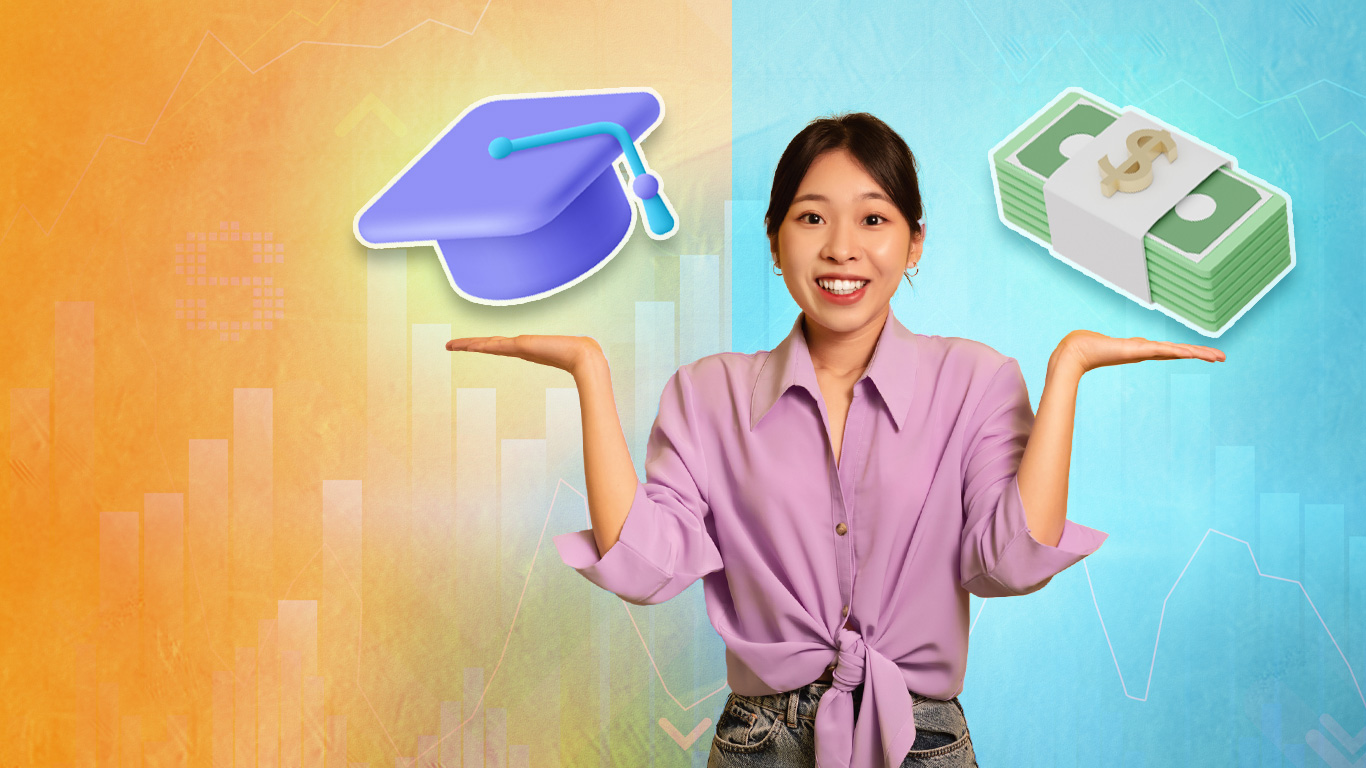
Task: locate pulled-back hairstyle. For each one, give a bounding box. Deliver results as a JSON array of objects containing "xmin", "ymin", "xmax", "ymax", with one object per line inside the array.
[{"xmin": 765, "ymin": 112, "xmax": 924, "ymax": 265}]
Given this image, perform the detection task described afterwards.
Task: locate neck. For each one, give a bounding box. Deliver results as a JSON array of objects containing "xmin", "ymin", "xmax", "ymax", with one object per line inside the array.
[{"xmin": 802, "ymin": 305, "xmax": 891, "ymax": 379}]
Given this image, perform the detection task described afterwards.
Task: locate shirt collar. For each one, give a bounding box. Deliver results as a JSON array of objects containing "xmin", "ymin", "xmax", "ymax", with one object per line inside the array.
[{"xmin": 750, "ymin": 307, "xmax": 919, "ymax": 432}]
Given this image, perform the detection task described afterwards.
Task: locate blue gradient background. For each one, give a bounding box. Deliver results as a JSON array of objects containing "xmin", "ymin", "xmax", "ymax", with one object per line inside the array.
[{"xmin": 733, "ymin": 1, "xmax": 1365, "ymax": 764}]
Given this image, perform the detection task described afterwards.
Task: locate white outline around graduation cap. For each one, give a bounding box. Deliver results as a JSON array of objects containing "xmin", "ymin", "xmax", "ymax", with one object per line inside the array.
[{"xmin": 352, "ymin": 86, "xmax": 677, "ymax": 307}]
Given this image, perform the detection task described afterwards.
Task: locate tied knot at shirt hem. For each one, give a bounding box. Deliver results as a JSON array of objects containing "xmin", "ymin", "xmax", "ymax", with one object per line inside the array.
[
  {"xmin": 828, "ymin": 627, "xmax": 868, "ymax": 693},
  {"xmin": 549, "ymin": 312, "xmax": 1113, "ymax": 765},
  {"xmin": 814, "ymin": 627, "xmax": 917, "ymax": 768}
]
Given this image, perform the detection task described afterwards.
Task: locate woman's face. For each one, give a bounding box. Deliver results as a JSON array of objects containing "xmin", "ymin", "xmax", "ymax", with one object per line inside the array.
[{"xmin": 772, "ymin": 149, "xmax": 923, "ymax": 337}]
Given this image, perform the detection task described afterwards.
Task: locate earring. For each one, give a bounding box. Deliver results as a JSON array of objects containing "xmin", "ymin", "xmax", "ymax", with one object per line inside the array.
[
  {"xmin": 772, "ymin": 263, "xmax": 783, "ymax": 277},
  {"xmin": 907, "ymin": 263, "xmax": 919, "ymax": 278}
]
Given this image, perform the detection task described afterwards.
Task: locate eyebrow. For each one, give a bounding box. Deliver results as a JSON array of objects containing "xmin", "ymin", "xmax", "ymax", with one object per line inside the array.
[{"xmin": 792, "ymin": 192, "xmax": 891, "ymax": 204}]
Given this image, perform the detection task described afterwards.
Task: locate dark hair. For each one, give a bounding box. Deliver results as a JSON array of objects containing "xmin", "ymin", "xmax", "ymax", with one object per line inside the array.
[{"xmin": 764, "ymin": 112, "xmax": 924, "ymax": 264}]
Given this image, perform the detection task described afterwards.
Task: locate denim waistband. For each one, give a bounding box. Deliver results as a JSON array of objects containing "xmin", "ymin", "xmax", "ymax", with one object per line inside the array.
[{"xmin": 730, "ymin": 681, "xmax": 949, "ymax": 725}]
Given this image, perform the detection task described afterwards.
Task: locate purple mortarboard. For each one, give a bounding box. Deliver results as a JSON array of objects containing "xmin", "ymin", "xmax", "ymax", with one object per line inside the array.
[{"xmin": 354, "ymin": 87, "xmax": 676, "ymax": 305}]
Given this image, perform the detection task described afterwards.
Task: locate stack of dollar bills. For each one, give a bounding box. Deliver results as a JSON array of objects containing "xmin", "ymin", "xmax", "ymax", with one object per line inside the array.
[{"xmin": 990, "ymin": 88, "xmax": 1293, "ymax": 336}]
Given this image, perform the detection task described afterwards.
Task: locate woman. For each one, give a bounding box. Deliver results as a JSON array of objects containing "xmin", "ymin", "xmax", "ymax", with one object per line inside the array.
[{"xmin": 447, "ymin": 113, "xmax": 1224, "ymax": 768}]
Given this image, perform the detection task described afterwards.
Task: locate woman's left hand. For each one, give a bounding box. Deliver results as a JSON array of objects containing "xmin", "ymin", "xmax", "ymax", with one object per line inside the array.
[{"xmin": 1050, "ymin": 330, "xmax": 1226, "ymax": 377}]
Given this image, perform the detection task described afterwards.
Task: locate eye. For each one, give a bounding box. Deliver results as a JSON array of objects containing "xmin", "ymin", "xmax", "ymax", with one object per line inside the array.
[
  {"xmin": 799, "ymin": 213, "xmax": 824, "ymax": 225},
  {"xmin": 864, "ymin": 214, "xmax": 887, "ymax": 225}
]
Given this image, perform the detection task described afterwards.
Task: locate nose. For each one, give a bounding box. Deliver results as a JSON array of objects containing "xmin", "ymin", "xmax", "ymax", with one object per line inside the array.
[{"xmin": 821, "ymin": 218, "xmax": 859, "ymax": 263}]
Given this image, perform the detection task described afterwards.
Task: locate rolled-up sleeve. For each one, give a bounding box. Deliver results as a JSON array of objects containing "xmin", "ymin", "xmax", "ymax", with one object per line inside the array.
[
  {"xmin": 959, "ymin": 358, "xmax": 1108, "ymax": 598},
  {"xmin": 553, "ymin": 366, "xmax": 724, "ymax": 605}
]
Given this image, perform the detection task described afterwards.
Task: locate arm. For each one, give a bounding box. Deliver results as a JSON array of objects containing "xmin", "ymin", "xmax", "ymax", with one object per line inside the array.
[
  {"xmin": 1014, "ymin": 331, "xmax": 1227, "ymax": 549},
  {"xmin": 957, "ymin": 331, "xmax": 1224, "ymax": 598},
  {"xmin": 444, "ymin": 333, "xmax": 723, "ymax": 606},
  {"xmin": 1015, "ymin": 349, "xmax": 1085, "ymax": 547},
  {"xmin": 572, "ymin": 349, "xmax": 643, "ymax": 558},
  {"xmin": 553, "ymin": 352, "xmax": 724, "ymax": 605},
  {"xmin": 958, "ymin": 356, "xmax": 1108, "ymax": 598}
]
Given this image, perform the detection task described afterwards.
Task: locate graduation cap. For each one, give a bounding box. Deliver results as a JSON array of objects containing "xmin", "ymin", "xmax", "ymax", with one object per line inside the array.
[{"xmin": 354, "ymin": 87, "xmax": 677, "ymax": 305}]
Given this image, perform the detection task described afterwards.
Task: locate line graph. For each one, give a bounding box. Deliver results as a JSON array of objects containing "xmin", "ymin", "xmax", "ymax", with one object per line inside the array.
[
  {"xmin": 970, "ymin": 525, "xmax": 1366, "ymax": 716},
  {"xmin": 64, "ymin": 409, "xmax": 1366, "ymax": 763},
  {"xmin": 390, "ymin": 475, "xmax": 1360, "ymax": 754},
  {"xmin": 1083, "ymin": 528, "xmax": 1366, "ymax": 711},
  {"xmin": 952, "ymin": 0, "xmax": 1365, "ymax": 139}
]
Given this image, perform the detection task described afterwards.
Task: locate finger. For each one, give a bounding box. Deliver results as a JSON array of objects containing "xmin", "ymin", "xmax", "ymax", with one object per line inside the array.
[
  {"xmin": 1160, "ymin": 342, "xmax": 1210, "ymax": 361},
  {"xmin": 447, "ymin": 336, "xmax": 517, "ymax": 355},
  {"xmin": 446, "ymin": 337, "xmax": 493, "ymax": 351},
  {"xmin": 475, "ymin": 336, "xmax": 519, "ymax": 356},
  {"xmin": 1170, "ymin": 343, "xmax": 1199, "ymax": 358},
  {"xmin": 1194, "ymin": 346, "xmax": 1226, "ymax": 362},
  {"xmin": 1166, "ymin": 343, "xmax": 1225, "ymax": 362},
  {"xmin": 1177, "ymin": 343, "xmax": 1218, "ymax": 361},
  {"xmin": 1125, "ymin": 338, "xmax": 1226, "ymax": 364},
  {"xmin": 1136, "ymin": 339, "xmax": 1187, "ymax": 360}
]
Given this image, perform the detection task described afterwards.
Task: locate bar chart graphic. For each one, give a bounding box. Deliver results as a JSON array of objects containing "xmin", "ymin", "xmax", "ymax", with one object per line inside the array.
[
  {"xmin": 4, "ymin": 1, "xmax": 1364, "ymax": 766},
  {"xmin": 2, "ymin": 238, "xmax": 735, "ymax": 766}
]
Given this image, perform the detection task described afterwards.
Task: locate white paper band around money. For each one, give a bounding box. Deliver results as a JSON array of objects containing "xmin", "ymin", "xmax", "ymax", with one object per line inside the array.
[{"xmin": 1042, "ymin": 109, "xmax": 1231, "ymax": 304}]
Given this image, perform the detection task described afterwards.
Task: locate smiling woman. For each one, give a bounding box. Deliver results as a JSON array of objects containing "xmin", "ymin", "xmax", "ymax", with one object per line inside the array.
[
  {"xmin": 764, "ymin": 118, "xmax": 932, "ymax": 473},
  {"xmin": 763, "ymin": 115, "xmax": 928, "ymax": 479},
  {"xmin": 447, "ymin": 111, "xmax": 1225, "ymax": 768},
  {"xmin": 766, "ymin": 113, "xmax": 925, "ymax": 323}
]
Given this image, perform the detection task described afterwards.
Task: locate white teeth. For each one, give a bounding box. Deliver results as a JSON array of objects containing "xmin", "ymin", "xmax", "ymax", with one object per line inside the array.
[{"xmin": 818, "ymin": 278, "xmax": 869, "ymax": 294}]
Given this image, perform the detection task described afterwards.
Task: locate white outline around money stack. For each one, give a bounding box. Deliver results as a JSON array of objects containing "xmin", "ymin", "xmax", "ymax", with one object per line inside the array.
[{"xmin": 989, "ymin": 87, "xmax": 1295, "ymax": 338}]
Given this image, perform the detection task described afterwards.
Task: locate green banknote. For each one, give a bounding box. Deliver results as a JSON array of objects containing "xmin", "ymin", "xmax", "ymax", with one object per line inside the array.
[{"xmin": 988, "ymin": 88, "xmax": 1294, "ymax": 336}]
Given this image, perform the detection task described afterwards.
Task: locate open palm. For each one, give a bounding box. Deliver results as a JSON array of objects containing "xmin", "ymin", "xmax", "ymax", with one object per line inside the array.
[
  {"xmin": 445, "ymin": 334, "xmax": 601, "ymax": 376},
  {"xmin": 1058, "ymin": 329, "xmax": 1225, "ymax": 374}
]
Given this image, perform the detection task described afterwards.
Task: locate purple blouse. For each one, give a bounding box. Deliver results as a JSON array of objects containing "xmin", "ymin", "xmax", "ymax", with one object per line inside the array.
[{"xmin": 554, "ymin": 308, "xmax": 1108, "ymax": 768}]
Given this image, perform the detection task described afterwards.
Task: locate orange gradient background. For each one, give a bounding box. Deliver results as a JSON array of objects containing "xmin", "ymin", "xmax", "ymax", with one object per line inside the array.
[{"xmin": 1, "ymin": 0, "xmax": 732, "ymax": 765}]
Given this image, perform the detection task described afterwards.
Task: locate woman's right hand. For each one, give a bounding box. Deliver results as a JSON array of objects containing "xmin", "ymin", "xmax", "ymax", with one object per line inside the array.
[
  {"xmin": 445, "ymin": 334, "xmax": 604, "ymax": 377},
  {"xmin": 449, "ymin": 332, "xmax": 634, "ymax": 560}
]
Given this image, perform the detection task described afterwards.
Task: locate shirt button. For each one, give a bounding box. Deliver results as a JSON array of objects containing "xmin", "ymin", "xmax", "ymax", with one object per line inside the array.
[
  {"xmin": 836, "ymin": 522, "xmax": 848, "ymax": 535},
  {"xmin": 841, "ymin": 604, "xmax": 849, "ymax": 617}
]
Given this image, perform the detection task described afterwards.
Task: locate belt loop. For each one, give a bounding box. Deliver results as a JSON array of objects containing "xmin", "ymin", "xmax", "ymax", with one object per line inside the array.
[{"xmin": 786, "ymin": 689, "xmax": 799, "ymax": 728}]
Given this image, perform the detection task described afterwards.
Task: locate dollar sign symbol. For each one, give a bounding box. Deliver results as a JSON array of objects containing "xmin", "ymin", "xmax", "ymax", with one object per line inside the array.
[{"xmin": 1097, "ymin": 129, "xmax": 1178, "ymax": 197}]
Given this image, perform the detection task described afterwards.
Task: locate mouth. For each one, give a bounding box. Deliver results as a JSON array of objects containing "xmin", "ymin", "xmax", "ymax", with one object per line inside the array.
[{"xmin": 815, "ymin": 277, "xmax": 870, "ymax": 302}]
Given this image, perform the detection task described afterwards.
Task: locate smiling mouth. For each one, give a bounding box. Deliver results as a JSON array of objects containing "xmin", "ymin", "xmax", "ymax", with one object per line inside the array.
[{"xmin": 816, "ymin": 278, "xmax": 870, "ymax": 295}]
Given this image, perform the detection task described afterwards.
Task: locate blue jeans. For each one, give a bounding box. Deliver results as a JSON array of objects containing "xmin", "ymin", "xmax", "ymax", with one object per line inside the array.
[{"xmin": 707, "ymin": 680, "xmax": 978, "ymax": 767}]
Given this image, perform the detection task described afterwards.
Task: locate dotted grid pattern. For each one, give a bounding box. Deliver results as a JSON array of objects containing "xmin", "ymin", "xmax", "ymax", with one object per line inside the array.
[{"xmin": 172, "ymin": 220, "xmax": 284, "ymax": 340}]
